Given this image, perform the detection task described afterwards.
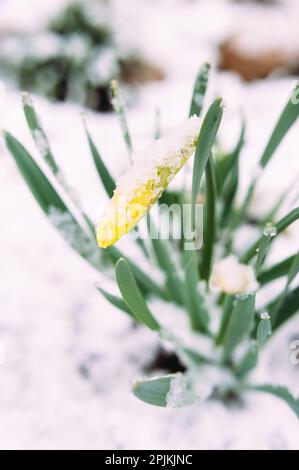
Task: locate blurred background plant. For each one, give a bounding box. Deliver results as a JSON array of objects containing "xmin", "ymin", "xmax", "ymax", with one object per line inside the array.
[{"xmin": 0, "ymin": 0, "xmax": 164, "ymax": 111}]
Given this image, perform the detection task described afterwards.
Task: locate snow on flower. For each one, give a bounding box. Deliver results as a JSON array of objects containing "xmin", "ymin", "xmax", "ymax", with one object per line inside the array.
[
  {"xmin": 260, "ymin": 312, "xmax": 270, "ymax": 320},
  {"xmin": 209, "ymin": 255, "xmax": 258, "ymax": 295},
  {"xmin": 166, "ymin": 372, "xmax": 212, "ymax": 408},
  {"xmin": 97, "ymin": 115, "xmax": 201, "ymax": 248}
]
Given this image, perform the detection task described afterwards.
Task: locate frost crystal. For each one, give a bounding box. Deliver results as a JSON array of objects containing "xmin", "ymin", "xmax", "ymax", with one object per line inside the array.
[
  {"xmin": 111, "ymin": 79, "xmax": 125, "ymax": 114},
  {"xmin": 193, "ymin": 93, "xmax": 204, "ymax": 108},
  {"xmin": 32, "ymin": 129, "xmax": 49, "ymax": 158},
  {"xmin": 166, "ymin": 372, "xmax": 212, "ymax": 408},
  {"xmin": 260, "ymin": 312, "xmax": 270, "ymax": 320},
  {"xmin": 22, "ymin": 92, "xmax": 33, "ymax": 107}
]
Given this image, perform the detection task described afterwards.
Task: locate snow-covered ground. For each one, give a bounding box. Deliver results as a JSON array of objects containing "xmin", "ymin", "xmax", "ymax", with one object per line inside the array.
[{"xmin": 0, "ymin": 0, "xmax": 299, "ymax": 450}]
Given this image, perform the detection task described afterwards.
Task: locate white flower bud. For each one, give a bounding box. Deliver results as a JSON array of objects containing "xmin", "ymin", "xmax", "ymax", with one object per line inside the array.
[{"xmin": 209, "ymin": 255, "xmax": 258, "ymax": 295}]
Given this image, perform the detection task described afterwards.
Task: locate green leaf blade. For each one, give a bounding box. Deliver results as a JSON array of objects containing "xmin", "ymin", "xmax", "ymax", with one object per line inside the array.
[
  {"xmin": 133, "ymin": 375, "xmax": 172, "ymax": 407},
  {"xmin": 5, "ymin": 131, "xmax": 65, "ymax": 213},
  {"xmin": 189, "ymin": 62, "xmax": 210, "ymax": 117},
  {"xmin": 218, "ymin": 119, "xmax": 245, "ymax": 194},
  {"xmin": 201, "ymin": 156, "xmax": 217, "ymax": 280},
  {"xmin": 182, "ymin": 249, "xmax": 209, "ymax": 332},
  {"xmin": 260, "ymin": 82, "xmax": 299, "ymax": 168},
  {"xmin": 115, "ymin": 258, "xmax": 161, "ymax": 331},
  {"xmin": 257, "ymin": 316, "xmax": 272, "ymax": 348},
  {"xmin": 147, "ymin": 216, "xmax": 184, "ymax": 305},
  {"xmin": 230, "ymin": 84, "xmax": 299, "ymax": 229},
  {"xmin": 107, "ymin": 245, "xmax": 166, "ymax": 300},
  {"xmin": 252, "ymin": 384, "xmax": 299, "ymax": 419},
  {"xmin": 235, "ymin": 342, "xmax": 258, "ymax": 376},
  {"xmin": 223, "ymin": 293, "xmax": 256, "ymax": 361},
  {"xmin": 111, "ymin": 79, "xmax": 133, "ymax": 154},
  {"xmin": 191, "ymin": 97, "xmax": 223, "ymax": 226},
  {"xmin": 267, "ymin": 282, "xmax": 299, "ymax": 330},
  {"xmin": 84, "ymin": 120, "xmax": 115, "ymax": 198},
  {"xmin": 22, "ymin": 92, "xmax": 59, "ymax": 174},
  {"xmin": 22, "ymin": 95, "xmax": 97, "ymax": 239},
  {"xmin": 97, "ymin": 286, "xmax": 134, "ymax": 318},
  {"xmin": 258, "ymin": 255, "xmax": 296, "ymax": 285},
  {"xmin": 254, "ymin": 228, "xmax": 274, "ymax": 275},
  {"xmin": 4, "ymin": 131, "xmax": 105, "ymax": 270},
  {"xmin": 235, "ymin": 315, "xmax": 271, "ymax": 376},
  {"xmin": 242, "ymin": 207, "xmax": 299, "ymax": 264}
]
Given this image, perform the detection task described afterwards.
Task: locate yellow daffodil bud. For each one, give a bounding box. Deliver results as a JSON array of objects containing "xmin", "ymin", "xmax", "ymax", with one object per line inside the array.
[{"xmin": 97, "ymin": 115, "xmax": 200, "ymax": 248}]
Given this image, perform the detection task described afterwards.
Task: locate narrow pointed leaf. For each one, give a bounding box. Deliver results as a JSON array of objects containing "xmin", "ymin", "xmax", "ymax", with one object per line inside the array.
[
  {"xmin": 3, "ymin": 133, "xmax": 161, "ymax": 297},
  {"xmin": 257, "ymin": 316, "xmax": 272, "ymax": 348},
  {"xmin": 22, "ymin": 92, "xmax": 58, "ymax": 174},
  {"xmin": 285, "ymin": 251, "xmax": 299, "ymax": 286},
  {"xmin": 267, "ymin": 285, "xmax": 299, "ymax": 330},
  {"xmin": 115, "ymin": 258, "xmax": 161, "ymax": 331},
  {"xmin": 5, "ymin": 131, "xmax": 64, "ymax": 213},
  {"xmin": 236, "ymin": 315, "xmax": 271, "ymax": 376},
  {"xmin": 191, "ymin": 97, "xmax": 223, "ymax": 226},
  {"xmin": 273, "ymin": 252, "xmax": 299, "ymax": 318},
  {"xmin": 4, "ymin": 131, "xmax": 105, "ymax": 269},
  {"xmin": 254, "ymin": 229, "xmax": 274, "ymax": 275},
  {"xmin": 260, "ymin": 82, "xmax": 299, "ymax": 168},
  {"xmin": 201, "ymin": 156, "xmax": 217, "ymax": 280},
  {"xmin": 22, "ymin": 95, "xmax": 96, "ymax": 237},
  {"xmin": 258, "ymin": 254, "xmax": 296, "ymax": 285},
  {"xmin": 235, "ymin": 342, "xmax": 258, "ymax": 376},
  {"xmin": 84, "ymin": 120, "xmax": 115, "ymax": 198},
  {"xmin": 260, "ymin": 189, "xmax": 292, "ymax": 225},
  {"xmin": 242, "ymin": 207, "xmax": 299, "ymax": 263},
  {"xmin": 223, "ymin": 293, "xmax": 256, "ymax": 361},
  {"xmin": 276, "ymin": 207, "xmax": 299, "ymax": 232},
  {"xmin": 269, "ymin": 252, "xmax": 299, "ymax": 327},
  {"xmin": 230, "ymin": 83, "xmax": 299, "ymax": 229},
  {"xmin": 147, "ymin": 217, "xmax": 184, "ymax": 305},
  {"xmin": 133, "ymin": 375, "xmax": 173, "ymax": 407},
  {"xmin": 216, "ymin": 295, "xmax": 234, "ymax": 345},
  {"xmin": 182, "ymin": 249, "xmax": 209, "ymax": 332},
  {"xmin": 221, "ymin": 163, "xmax": 239, "ymax": 227},
  {"xmin": 97, "ymin": 286, "xmax": 134, "ymax": 317},
  {"xmin": 181, "ymin": 346, "xmax": 213, "ymax": 365},
  {"xmin": 189, "ymin": 62, "xmax": 210, "ymax": 117},
  {"xmin": 218, "ymin": 118, "xmax": 245, "ymax": 193},
  {"xmin": 251, "ymin": 385, "xmax": 299, "ymax": 419},
  {"xmin": 108, "ymin": 246, "xmax": 166, "ymax": 299},
  {"xmin": 111, "ymin": 79, "xmax": 132, "ymax": 155}
]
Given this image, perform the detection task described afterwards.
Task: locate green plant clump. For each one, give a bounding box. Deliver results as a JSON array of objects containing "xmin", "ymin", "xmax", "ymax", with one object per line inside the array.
[
  {"xmin": 0, "ymin": 0, "xmax": 163, "ymax": 111},
  {"xmin": 4, "ymin": 64, "xmax": 299, "ymax": 416}
]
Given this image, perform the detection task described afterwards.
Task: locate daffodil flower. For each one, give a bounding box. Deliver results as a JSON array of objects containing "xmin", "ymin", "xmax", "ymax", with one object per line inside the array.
[
  {"xmin": 97, "ymin": 115, "xmax": 200, "ymax": 248},
  {"xmin": 209, "ymin": 255, "xmax": 258, "ymax": 295}
]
